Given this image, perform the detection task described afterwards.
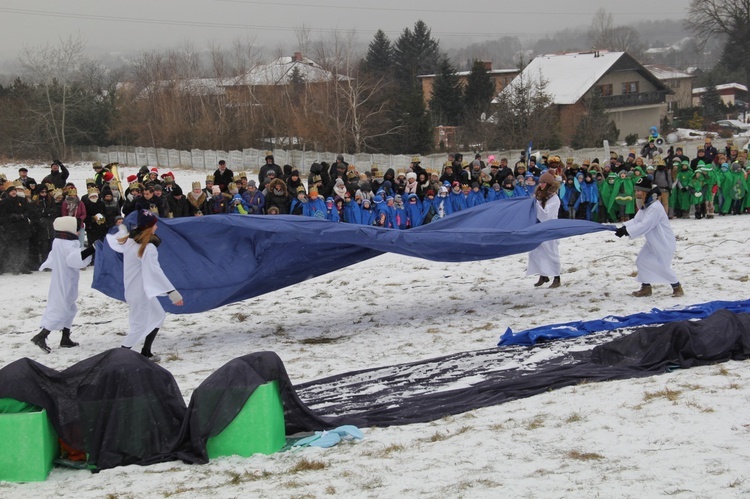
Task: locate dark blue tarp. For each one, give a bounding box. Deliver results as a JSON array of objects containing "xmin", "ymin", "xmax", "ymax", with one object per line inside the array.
[
  {"xmin": 498, "ymin": 298, "xmax": 750, "ymax": 346},
  {"xmin": 93, "ymin": 197, "xmax": 612, "ymax": 314}
]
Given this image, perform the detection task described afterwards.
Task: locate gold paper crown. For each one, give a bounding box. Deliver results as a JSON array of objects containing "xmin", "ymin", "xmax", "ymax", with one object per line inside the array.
[
  {"xmin": 87, "ymin": 187, "xmax": 99, "ymax": 196},
  {"xmin": 192, "ymin": 181, "xmax": 201, "ymax": 189},
  {"xmin": 206, "ymin": 175, "xmax": 214, "ymax": 182},
  {"xmin": 86, "ymin": 178, "xmax": 95, "ymax": 185},
  {"xmin": 411, "ymin": 156, "xmax": 420, "ymax": 163}
]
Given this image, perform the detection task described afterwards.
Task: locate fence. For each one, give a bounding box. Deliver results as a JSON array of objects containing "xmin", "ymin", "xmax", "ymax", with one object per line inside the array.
[{"xmin": 71, "ymin": 139, "xmax": 720, "ymax": 175}]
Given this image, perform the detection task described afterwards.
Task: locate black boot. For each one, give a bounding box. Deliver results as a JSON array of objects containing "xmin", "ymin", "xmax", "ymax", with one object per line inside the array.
[
  {"xmin": 31, "ymin": 329, "xmax": 52, "ymax": 353},
  {"xmin": 60, "ymin": 328, "xmax": 79, "ymax": 348},
  {"xmin": 549, "ymin": 276, "xmax": 561, "ymax": 288},
  {"xmin": 141, "ymin": 328, "xmax": 161, "ymax": 362},
  {"xmin": 534, "ymin": 276, "xmax": 550, "ymax": 287}
]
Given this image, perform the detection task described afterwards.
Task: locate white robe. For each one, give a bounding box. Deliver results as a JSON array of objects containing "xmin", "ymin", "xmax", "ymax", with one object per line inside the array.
[
  {"xmin": 623, "ymin": 200, "xmax": 679, "ymax": 284},
  {"xmin": 527, "ymin": 194, "xmax": 562, "ymax": 277},
  {"xmin": 39, "ymin": 239, "xmax": 92, "ymax": 330},
  {"xmin": 106, "ymin": 232, "xmax": 176, "ymax": 347}
]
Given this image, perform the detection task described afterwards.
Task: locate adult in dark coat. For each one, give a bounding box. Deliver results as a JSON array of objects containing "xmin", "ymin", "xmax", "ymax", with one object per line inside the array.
[
  {"xmin": 264, "ymin": 178, "xmax": 292, "ymax": 214},
  {"xmin": 213, "ymin": 160, "xmax": 234, "ymax": 193},
  {"xmin": 258, "ymin": 155, "xmax": 283, "ymax": 185},
  {"xmin": 27, "ymin": 186, "xmax": 56, "ymax": 268},
  {"xmin": 0, "ymin": 185, "xmax": 32, "ymax": 274},
  {"xmin": 16, "ymin": 168, "xmax": 37, "ymax": 190},
  {"xmin": 42, "ymin": 160, "xmax": 70, "ymax": 189},
  {"xmin": 167, "ymin": 185, "xmax": 191, "ymax": 218}
]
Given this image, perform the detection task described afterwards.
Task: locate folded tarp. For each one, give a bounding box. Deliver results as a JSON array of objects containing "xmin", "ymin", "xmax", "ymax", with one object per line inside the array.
[
  {"xmin": 93, "ymin": 197, "xmax": 611, "ymax": 314},
  {"xmin": 498, "ymin": 298, "xmax": 750, "ymax": 346}
]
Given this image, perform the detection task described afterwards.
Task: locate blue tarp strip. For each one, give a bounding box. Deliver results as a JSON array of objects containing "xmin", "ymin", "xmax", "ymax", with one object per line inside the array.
[
  {"xmin": 93, "ymin": 197, "xmax": 612, "ymax": 314},
  {"xmin": 498, "ymin": 298, "xmax": 750, "ymax": 346}
]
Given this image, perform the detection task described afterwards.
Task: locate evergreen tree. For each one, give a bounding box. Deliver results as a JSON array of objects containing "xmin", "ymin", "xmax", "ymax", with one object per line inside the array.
[
  {"xmin": 362, "ymin": 30, "xmax": 394, "ymax": 76},
  {"xmin": 393, "ymin": 20, "xmax": 440, "ymax": 90},
  {"xmin": 429, "ymin": 58, "xmax": 463, "ymax": 126},
  {"xmin": 571, "ymin": 89, "xmax": 619, "ymax": 149},
  {"xmin": 700, "ymin": 84, "xmax": 725, "ymax": 121},
  {"xmin": 462, "ymin": 60, "xmax": 495, "ymax": 123},
  {"xmin": 395, "ymin": 89, "xmax": 434, "ymax": 154}
]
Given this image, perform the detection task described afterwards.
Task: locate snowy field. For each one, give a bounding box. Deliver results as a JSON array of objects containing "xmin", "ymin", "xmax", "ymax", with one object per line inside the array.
[{"xmin": 1, "ymin": 162, "xmax": 750, "ymax": 498}]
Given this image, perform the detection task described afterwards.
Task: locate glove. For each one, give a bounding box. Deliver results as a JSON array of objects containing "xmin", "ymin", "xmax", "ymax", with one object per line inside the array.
[
  {"xmin": 168, "ymin": 290, "xmax": 183, "ymax": 304},
  {"xmin": 80, "ymin": 245, "xmax": 96, "ymax": 259},
  {"xmin": 615, "ymin": 226, "xmax": 629, "ymax": 238}
]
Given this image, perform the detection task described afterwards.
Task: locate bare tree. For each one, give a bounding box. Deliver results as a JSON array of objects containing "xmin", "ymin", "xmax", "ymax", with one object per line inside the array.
[
  {"xmin": 21, "ymin": 33, "xmax": 88, "ymax": 157},
  {"xmin": 687, "ymin": 0, "xmax": 750, "ymax": 84}
]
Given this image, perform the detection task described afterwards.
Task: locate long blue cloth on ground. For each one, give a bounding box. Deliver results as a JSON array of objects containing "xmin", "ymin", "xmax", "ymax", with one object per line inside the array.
[
  {"xmin": 93, "ymin": 197, "xmax": 612, "ymax": 314},
  {"xmin": 498, "ymin": 298, "xmax": 750, "ymax": 346}
]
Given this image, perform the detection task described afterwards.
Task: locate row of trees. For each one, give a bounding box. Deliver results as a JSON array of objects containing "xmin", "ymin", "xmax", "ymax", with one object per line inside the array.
[{"xmin": 9, "ymin": 0, "xmax": 741, "ymax": 161}]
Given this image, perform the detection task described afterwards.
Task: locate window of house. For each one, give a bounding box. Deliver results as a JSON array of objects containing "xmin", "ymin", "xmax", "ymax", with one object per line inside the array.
[
  {"xmin": 597, "ymin": 84, "xmax": 613, "ymax": 96},
  {"xmin": 622, "ymin": 81, "xmax": 639, "ymax": 94}
]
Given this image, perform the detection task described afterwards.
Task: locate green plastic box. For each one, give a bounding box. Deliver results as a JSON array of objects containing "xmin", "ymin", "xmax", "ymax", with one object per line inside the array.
[
  {"xmin": 0, "ymin": 398, "xmax": 59, "ymax": 482},
  {"xmin": 206, "ymin": 381, "xmax": 286, "ymax": 458}
]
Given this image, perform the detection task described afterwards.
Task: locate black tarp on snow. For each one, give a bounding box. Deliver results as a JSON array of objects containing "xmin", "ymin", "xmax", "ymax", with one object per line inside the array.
[{"xmin": 0, "ymin": 310, "xmax": 749, "ymax": 470}]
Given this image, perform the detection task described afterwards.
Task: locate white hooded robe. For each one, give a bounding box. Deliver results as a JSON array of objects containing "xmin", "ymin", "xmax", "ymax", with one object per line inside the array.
[
  {"xmin": 39, "ymin": 238, "xmax": 92, "ymax": 330},
  {"xmin": 106, "ymin": 231, "xmax": 176, "ymax": 347},
  {"xmin": 623, "ymin": 199, "xmax": 679, "ymax": 284},
  {"xmin": 527, "ymin": 194, "xmax": 562, "ymax": 277}
]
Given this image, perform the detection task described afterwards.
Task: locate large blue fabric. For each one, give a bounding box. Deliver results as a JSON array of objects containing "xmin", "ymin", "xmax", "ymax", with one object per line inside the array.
[
  {"xmin": 93, "ymin": 197, "xmax": 612, "ymax": 314},
  {"xmin": 498, "ymin": 298, "xmax": 750, "ymax": 346}
]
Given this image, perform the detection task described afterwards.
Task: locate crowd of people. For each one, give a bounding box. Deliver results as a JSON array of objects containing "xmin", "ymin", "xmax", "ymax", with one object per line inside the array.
[{"xmin": 1, "ymin": 138, "xmax": 748, "ymax": 277}]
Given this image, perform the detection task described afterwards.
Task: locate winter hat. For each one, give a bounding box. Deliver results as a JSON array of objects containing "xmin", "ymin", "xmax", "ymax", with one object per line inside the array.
[
  {"xmin": 247, "ymin": 180, "xmax": 257, "ymax": 188},
  {"xmin": 152, "ymin": 183, "xmax": 163, "ymax": 192},
  {"xmin": 53, "ymin": 216, "xmax": 78, "ymax": 235},
  {"xmin": 426, "ymin": 189, "xmax": 435, "ymax": 196},
  {"xmin": 212, "ymin": 185, "xmax": 221, "ymax": 195},
  {"xmin": 439, "ymin": 186, "xmax": 448, "ymax": 194},
  {"xmin": 102, "ymin": 186, "xmax": 113, "ymax": 197},
  {"xmin": 137, "ymin": 209, "xmax": 157, "ymax": 229},
  {"xmin": 127, "ymin": 174, "xmax": 138, "ymax": 183},
  {"xmin": 406, "ymin": 172, "xmax": 417, "ymax": 181},
  {"xmin": 172, "ymin": 185, "xmax": 183, "ymax": 196},
  {"xmin": 539, "ymin": 171, "xmax": 557, "ymax": 185},
  {"xmin": 335, "ymin": 178, "xmax": 345, "ymax": 186},
  {"xmin": 360, "ymin": 181, "xmax": 371, "ymax": 192},
  {"xmin": 634, "ymin": 177, "xmax": 653, "ymax": 192},
  {"xmin": 150, "ymin": 167, "xmax": 159, "ymax": 174}
]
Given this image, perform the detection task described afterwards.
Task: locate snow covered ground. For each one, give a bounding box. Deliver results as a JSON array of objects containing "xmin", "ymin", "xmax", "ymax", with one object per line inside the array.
[{"xmin": 1, "ymin": 162, "xmax": 750, "ymax": 498}]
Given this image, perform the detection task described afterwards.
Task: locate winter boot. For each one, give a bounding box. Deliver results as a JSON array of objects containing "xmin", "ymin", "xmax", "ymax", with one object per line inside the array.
[
  {"xmin": 31, "ymin": 329, "xmax": 52, "ymax": 353},
  {"xmin": 141, "ymin": 328, "xmax": 160, "ymax": 362},
  {"xmin": 60, "ymin": 328, "xmax": 79, "ymax": 348},
  {"xmin": 671, "ymin": 284, "xmax": 684, "ymax": 298},
  {"xmin": 533, "ymin": 276, "xmax": 550, "ymax": 287},
  {"xmin": 631, "ymin": 284, "xmax": 652, "ymax": 297},
  {"xmin": 549, "ymin": 276, "xmax": 561, "ymax": 288}
]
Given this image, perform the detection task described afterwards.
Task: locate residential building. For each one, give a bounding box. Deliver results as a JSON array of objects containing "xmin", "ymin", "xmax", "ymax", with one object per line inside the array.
[
  {"xmin": 496, "ymin": 51, "xmax": 672, "ymax": 143},
  {"xmin": 644, "ymin": 64, "xmax": 695, "ymax": 114}
]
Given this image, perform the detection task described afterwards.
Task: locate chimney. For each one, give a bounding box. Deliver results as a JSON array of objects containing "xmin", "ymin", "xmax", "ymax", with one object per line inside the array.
[
  {"xmin": 294, "ymin": 51, "xmax": 303, "ymax": 62},
  {"xmin": 482, "ymin": 61, "xmax": 492, "ymax": 71}
]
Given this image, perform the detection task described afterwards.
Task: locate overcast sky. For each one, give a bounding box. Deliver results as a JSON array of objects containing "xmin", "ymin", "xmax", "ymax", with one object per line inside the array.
[{"xmin": 0, "ymin": 0, "xmax": 692, "ymax": 65}]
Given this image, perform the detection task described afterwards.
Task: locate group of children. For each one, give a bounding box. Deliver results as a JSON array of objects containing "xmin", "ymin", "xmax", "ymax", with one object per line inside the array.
[{"xmin": 17, "ymin": 139, "xmax": 724, "ymax": 357}]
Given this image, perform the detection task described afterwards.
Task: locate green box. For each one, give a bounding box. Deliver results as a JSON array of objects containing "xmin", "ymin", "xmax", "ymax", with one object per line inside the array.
[
  {"xmin": 206, "ymin": 381, "xmax": 286, "ymax": 458},
  {"xmin": 0, "ymin": 399, "xmax": 59, "ymax": 482}
]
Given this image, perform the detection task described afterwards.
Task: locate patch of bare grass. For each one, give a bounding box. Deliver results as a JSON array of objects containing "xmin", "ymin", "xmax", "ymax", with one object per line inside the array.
[
  {"xmin": 299, "ymin": 335, "xmax": 346, "ymax": 345},
  {"xmin": 288, "ymin": 458, "xmax": 327, "ymax": 473},
  {"xmin": 643, "ymin": 388, "xmax": 682, "ymax": 402},
  {"xmin": 566, "ymin": 449, "xmax": 604, "ymax": 461}
]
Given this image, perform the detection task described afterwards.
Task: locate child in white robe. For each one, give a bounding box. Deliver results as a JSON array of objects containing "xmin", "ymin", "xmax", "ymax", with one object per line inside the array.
[
  {"xmin": 615, "ymin": 177, "xmax": 684, "ymax": 297},
  {"xmin": 527, "ymin": 171, "xmax": 562, "ymax": 288},
  {"xmin": 31, "ymin": 217, "xmax": 94, "ymax": 353},
  {"xmin": 106, "ymin": 210, "xmax": 183, "ymax": 361}
]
